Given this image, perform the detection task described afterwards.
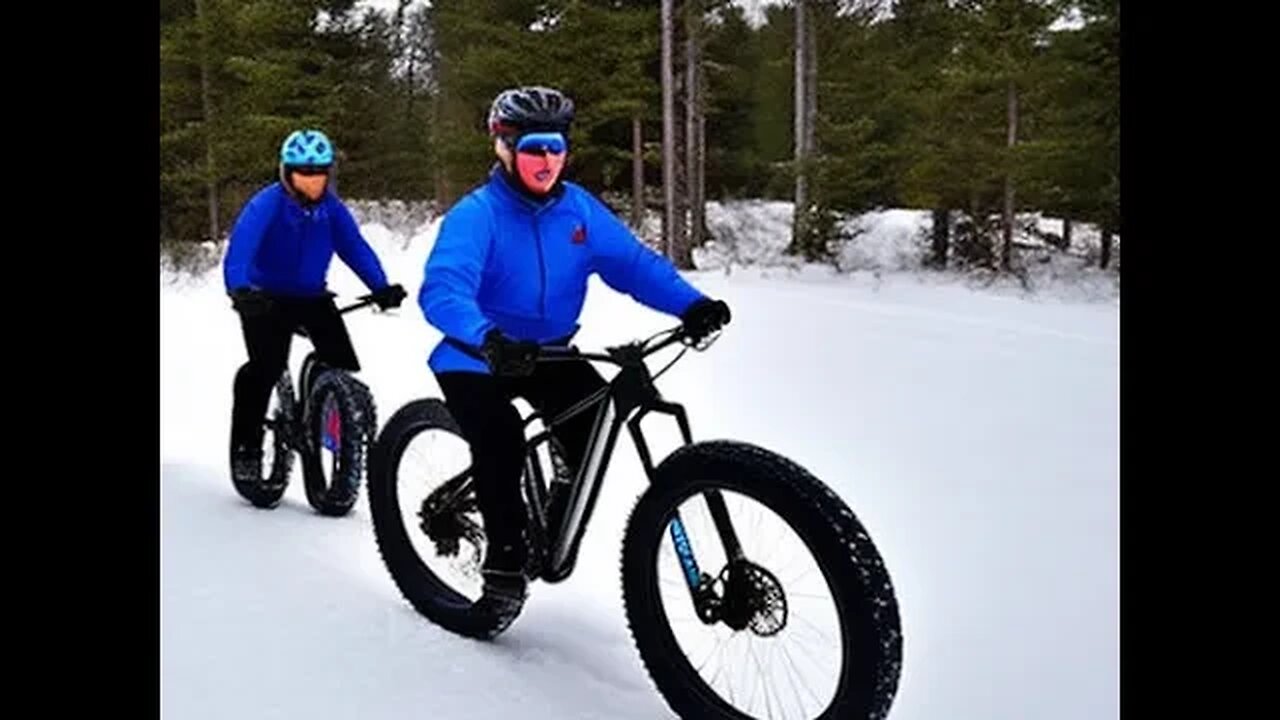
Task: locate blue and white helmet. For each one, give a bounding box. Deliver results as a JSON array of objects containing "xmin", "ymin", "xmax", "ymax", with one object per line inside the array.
[{"xmin": 280, "ymin": 129, "xmax": 334, "ymax": 167}]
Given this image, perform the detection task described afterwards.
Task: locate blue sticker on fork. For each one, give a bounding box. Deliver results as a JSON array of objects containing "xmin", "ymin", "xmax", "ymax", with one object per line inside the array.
[{"xmin": 669, "ymin": 516, "xmax": 702, "ymax": 589}]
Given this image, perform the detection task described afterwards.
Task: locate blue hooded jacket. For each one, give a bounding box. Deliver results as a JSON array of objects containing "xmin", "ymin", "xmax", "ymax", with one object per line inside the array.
[
  {"xmin": 420, "ymin": 167, "xmax": 706, "ymax": 374},
  {"xmin": 223, "ymin": 183, "xmax": 389, "ymax": 297}
]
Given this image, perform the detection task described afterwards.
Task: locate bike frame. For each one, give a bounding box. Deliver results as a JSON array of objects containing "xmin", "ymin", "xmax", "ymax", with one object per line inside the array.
[
  {"xmin": 436, "ymin": 328, "xmax": 746, "ymax": 598},
  {"xmin": 292, "ymin": 296, "xmax": 379, "ymax": 411},
  {"xmin": 269, "ymin": 295, "xmax": 381, "ymax": 447}
]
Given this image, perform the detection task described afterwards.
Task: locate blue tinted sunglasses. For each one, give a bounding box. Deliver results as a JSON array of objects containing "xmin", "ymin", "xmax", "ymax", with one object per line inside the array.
[{"xmin": 514, "ymin": 132, "xmax": 567, "ymax": 155}]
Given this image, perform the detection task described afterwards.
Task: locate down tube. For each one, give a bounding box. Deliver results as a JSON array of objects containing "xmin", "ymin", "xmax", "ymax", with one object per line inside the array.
[{"xmin": 548, "ymin": 397, "xmax": 622, "ymax": 575}]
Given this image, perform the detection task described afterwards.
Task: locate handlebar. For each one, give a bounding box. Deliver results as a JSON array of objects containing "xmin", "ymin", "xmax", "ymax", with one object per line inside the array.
[
  {"xmin": 535, "ymin": 324, "xmax": 691, "ymax": 366},
  {"xmin": 445, "ymin": 323, "xmax": 715, "ymax": 377},
  {"xmin": 338, "ymin": 295, "xmax": 381, "ymax": 314}
]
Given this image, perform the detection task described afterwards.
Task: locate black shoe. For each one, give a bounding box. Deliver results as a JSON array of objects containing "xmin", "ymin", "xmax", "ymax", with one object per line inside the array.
[
  {"xmin": 232, "ymin": 438, "xmax": 277, "ymax": 491},
  {"xmin": 481, "ymin": 539, "xmax": 528, "ymax": 581},
  {"xmin": 474, "ymin": 538, "xmax": 529, "ymax": 616},
  {"xmin": 231, "ymin": 443, "xmax": 264, "ymax": 487}
]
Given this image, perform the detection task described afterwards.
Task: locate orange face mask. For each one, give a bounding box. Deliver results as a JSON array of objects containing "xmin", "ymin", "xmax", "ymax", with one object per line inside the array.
[{"xmin": 289, "ymin": 168, "xmax": 329, "ymax": 201}]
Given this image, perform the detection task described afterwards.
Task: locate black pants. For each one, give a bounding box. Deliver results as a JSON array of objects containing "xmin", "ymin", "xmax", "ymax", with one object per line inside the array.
[
  {"xmin": 230, "ymin": 296, "xmax": 360, "ymax": 451},
  {"xmin": 436, "ymin": 360, "xmax": 608, "ymax": 549}
]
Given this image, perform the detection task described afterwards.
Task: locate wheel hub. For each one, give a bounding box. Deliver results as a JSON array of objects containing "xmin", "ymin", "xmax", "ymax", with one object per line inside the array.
[
  {"xmin": 419, "ymin": 494, "xmax": 483, "ymax": 559},
  {"xmin": 718, "ymin": 560, "xmax": 788, "ymax": 636}
]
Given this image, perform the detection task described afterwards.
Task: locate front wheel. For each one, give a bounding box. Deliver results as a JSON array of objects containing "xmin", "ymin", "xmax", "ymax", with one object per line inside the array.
[
  {"xmin": 620, "ymin": 440, "xmax": 902, "ymax": 720},
  {"xmin": 300, "ymin": 369, "xmax": 375, "ymax": 516}
]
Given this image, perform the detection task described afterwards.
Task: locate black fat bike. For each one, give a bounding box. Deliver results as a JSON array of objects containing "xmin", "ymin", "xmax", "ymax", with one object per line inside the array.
[
  {"xmin": 366, "ymin": 325, "xmax": 903, "ymax": 719},
  {"xmin": 233, "ymin": 296, "xmax": 379, "ymax": 517}
]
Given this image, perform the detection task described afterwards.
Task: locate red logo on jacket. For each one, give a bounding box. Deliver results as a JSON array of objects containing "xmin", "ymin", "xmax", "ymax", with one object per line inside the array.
[{"xmin": 572, "ymin": 224, "xmax": 586, "ymax": 244}]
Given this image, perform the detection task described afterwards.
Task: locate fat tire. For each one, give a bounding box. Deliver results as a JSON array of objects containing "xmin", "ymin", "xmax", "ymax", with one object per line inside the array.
[
  {"xmin": 300, "ymin": 370, "xmax": 375, "ymax": 517},
  {"xmin": 368, "ymin": 399, "xmax": 526, "ymax": 640},
  {"xmin": 233, "ymin": 371, "xmax": 297, "ymax": 509},
  {"xmin": 620, "ymin": 440, "xmax": 903, "ymax": 720}
]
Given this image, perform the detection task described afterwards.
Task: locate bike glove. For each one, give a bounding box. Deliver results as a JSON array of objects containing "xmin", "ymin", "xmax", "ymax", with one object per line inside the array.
[
  {"xmin": 367, "ymin": 283, "xmax": 408, "ymax": 310},
  {"xmin": 481, "ymin": 329, "xmax": 540, "ymax": 377},
  {"xmin": 680, "ymin": 297, "xmax": 731, "ymax": 343}
]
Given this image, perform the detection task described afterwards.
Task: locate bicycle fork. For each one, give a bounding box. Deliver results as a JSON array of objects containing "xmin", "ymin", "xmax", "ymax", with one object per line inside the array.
[{"xmin": 628, "ymin": 401, "xmax": 746, "ymax": 625}]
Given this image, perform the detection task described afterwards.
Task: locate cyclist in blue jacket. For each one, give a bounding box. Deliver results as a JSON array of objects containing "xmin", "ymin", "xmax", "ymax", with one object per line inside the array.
[
  {"xmin": 419, "ymin": 87, "xmax": 730, "ymax": 614},
  {"xmin": 223, "ymin": 129, "xmax": 407, "ymax": 488}
]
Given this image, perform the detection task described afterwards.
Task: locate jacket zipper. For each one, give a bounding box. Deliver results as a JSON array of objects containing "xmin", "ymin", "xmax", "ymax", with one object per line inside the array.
[
  {"xmin": 533, "ymin": 213, "xmax": 547, "ymax": 318},
  {"xmin": 296, "ymin": 208, "xmax": 306, "ymax": 290}
]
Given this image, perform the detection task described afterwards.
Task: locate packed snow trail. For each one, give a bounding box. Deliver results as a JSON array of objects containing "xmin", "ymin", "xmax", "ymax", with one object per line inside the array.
[{"xmin": 161, "ymin": 220, "xmax": 1118, "ymax": 719}]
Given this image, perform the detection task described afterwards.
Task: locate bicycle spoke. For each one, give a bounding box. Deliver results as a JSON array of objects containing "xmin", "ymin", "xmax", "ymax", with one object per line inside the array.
[
  {"xmin": 656, "ymin": 487, "xmax": 846, "ymax": 720},
  {"xmin": 778, "ymin": 639, "xmax": 822, "ymax": 715},
  {"xmin": 394, "ymin": 426, "xmax": 483, "ymax": 601}
]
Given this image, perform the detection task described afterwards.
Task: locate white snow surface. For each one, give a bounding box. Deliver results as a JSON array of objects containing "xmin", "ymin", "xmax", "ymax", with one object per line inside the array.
[{"xmin": 161, "ymin": 206, "xmax": 1119, "ymax": 719}]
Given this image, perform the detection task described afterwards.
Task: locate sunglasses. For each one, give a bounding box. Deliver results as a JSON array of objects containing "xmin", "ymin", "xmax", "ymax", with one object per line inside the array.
[
  {"xmin": 289, "ymin": 165, "xmax": 331, "ymax": 177},
  {"xmin": 513, "ymin": 132, "xmax": 567, "ymax": 156}
]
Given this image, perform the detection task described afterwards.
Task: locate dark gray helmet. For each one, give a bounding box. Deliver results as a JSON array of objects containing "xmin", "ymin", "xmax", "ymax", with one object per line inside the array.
[{"xmin": 487, "ymin": 86, "xmax": 575, "ymax": 136}]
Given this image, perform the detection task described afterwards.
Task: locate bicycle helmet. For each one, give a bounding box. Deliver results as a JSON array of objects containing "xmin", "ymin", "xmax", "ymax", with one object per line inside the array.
[
  {"xmin": 487, "ymin": 86, "xmax": 575, "ymax": 136},
  {"xmin": 280, "ymin": 129, "xmax": 334, "ymax": 167}
]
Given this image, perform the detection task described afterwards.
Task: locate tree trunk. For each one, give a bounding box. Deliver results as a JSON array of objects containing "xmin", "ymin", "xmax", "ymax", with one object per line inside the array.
[
  {"xmin": 660, "ymin": 0, "xmax": 684, "ymax": 261},
  {"xmin": 698, "ymin": 113, "xmax": 706, "ymax": 238},
  {"xmin": 1061, "ymin": 217, "xmax": 1073, "ymax": 251},
  {"xmin": 791, "ymin": 0, "xmax": 810, "ymax": 257},
  {"xmin": 196, "ymin": 0, "xmax": 219, "ymax": 244},
  {"xmin": 432, "ymin": 90, "xmax": 449, "ymax": 206},
  {"xmin": 804, "ymin": 2, "xmax": 818, "ymax": 257},
  {"xmin": 931, "ymin": 207, "xmax": 951, "ymax": 268},
  {"xmin": 804, "ymin": 6, "xmax": 816, "ymax": 160},
  {"xmin": 399, "ymin": 0, "xmax": 415, "ymax": 121},
  {"xmin": 631, "ymin": 115, "xmax": 644, "ymax": 229},
  {"xmin": 1001, "ymin": 78, "xmax": 1018, "ymax": 270},
  {"xmin": 685, "ymin": 0, "xmax": 704, "ymax": 251},
  {"xmin": 1100, "ymin": 228, "xmax": 1113, "ymax": 269}
]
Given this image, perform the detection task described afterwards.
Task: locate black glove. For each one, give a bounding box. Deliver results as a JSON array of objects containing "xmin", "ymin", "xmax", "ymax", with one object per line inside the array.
[
  {"xmin": 680, "ymin": 297, "xmax": 731, "ymax": 343},
  {"xmin": 481, "ymin": 329, "xmax": 540, "ymax": 377},
  {"xmin": 367, "ymin": 283, "xmax": 407, "ymax": 310},
  {"xmin": 229, "ymin": 287, "xmax": 274, "ymax": 318}
]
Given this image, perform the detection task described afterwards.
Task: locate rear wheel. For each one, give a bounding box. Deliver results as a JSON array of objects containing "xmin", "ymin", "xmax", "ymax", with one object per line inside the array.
[
  {"xmin": 367, "ymin": 399, "xmax": 527, "ymax": 640},
  {"xmin": 232, "ymin": 371, "xmax": 296, "ymax": 509}
]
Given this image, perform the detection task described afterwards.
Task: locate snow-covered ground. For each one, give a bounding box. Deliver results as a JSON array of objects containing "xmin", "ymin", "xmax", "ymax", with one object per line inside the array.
[{"xmin": 161, "ymin": 204, "xmax": 1118, "ymax": 719}]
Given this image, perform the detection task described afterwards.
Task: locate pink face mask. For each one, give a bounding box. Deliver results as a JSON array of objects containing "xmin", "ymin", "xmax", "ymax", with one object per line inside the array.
[
  {"xmin": 512, "ymin": 132, "xmax": 568, "ymax": 194},
  {"xmin": 515, "ymin": 149, "xmax": 566, "ymax": 194}
]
